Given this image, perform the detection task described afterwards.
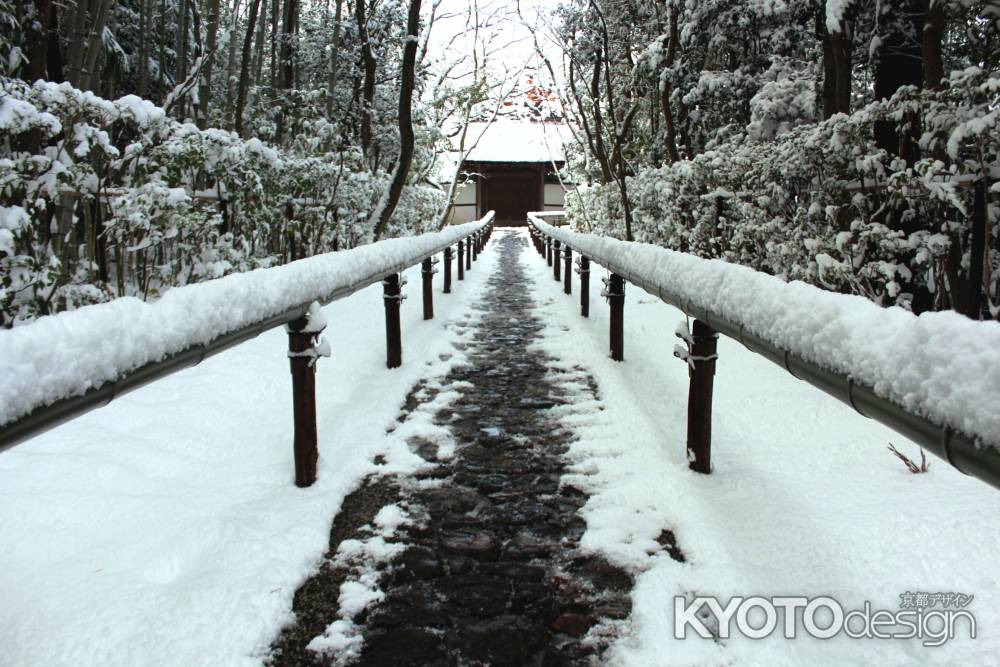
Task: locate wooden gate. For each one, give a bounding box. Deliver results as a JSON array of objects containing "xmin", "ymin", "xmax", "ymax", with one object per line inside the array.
[{"xmin": 483, "ymin": 170, "xmax": 540, "ymax": 226}]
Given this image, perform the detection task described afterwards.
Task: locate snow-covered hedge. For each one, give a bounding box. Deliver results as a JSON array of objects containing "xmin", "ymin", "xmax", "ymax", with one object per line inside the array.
[
  {"xmin": 0, "ymin": 78, "xmax": 447, "ymax": 327},
  {"xmin": 531, "ymin": 216, "xmax": 1000, "ymax": 448},
  {"xmin": 0, "ymin": 219, "xmax": 488, "ymax": 429},
  {"xmin": 567, "ymin": 68, "xmax": 999, "ymax": 316}
]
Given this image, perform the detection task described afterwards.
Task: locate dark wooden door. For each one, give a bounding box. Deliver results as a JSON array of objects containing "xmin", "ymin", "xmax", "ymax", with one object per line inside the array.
[{"xmin": 484, "ymin": 170, "xmax": 538, "ymax": 225}]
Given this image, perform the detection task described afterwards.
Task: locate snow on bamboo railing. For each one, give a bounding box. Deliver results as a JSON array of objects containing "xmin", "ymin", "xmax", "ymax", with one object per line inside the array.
[
  {"xmin": 527, "ymin": 212, "xmax": 1000, "ymax": 493},
  {"xmin": 0, "ymin": 213, "xmax": 496, "ymax": 486}
]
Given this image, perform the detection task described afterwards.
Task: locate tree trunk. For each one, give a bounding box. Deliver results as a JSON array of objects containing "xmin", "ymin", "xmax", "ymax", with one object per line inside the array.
[
  {"xmin": 274, "ymin": 0, "xmax": 297, "ymax": 142},
  {"xmin": 252, "ymin": 0, "xmax": 265, "ymax": 82},
  {"xmin": 94, "ymin": 195, "xmax": 109, "ymax": 283},
  {"xmin": 325, "ymin": 0, "xmax": 343, "ymax": 117},
  {"xmin": 593, "ymin": 0, "xmax": 634, "ymax": 240},
  {"xmin": 176, "ymin": 0, "xmax": 190, "ymax": 115},
  {"xmin": 234, "ymin": 0, "xmax": 263, "ymax": 135},
  {"xmin": 821, "ymin": 3, "xmax": 852, "ymax": 119},
  {"xmin": 45, "ymin": 1, "xmax": 64, "ymax": 81},
  {"xmin": 659, "ymin": 9, "xmax": 681, "ymax": 163},
  {"xmin": 873, "ymin": 0, "xmax": 927, "ymax": 310},
  {"xmin": 72, "ymin": 0, "xmax": 114, "ymax": 92},
  {"xmin": 922, "ymin": 0, "xmax": 945, "ymax": 90},
  {"xmin": 370, "ymin": 0, "xmax": 422, "ymax": 240},
  {"xmin": 356, "ymin": 0, "xmax": 377, "ymax": 161},
  {"xmin": 281, "ymin": 0, "xmax": 297, "ymax": 88},
  {"xmin": 222, "ymin": 0, "xmax": 241, "ymax": 124},
  {"xmin": 23, "ymin": 0, "xmax": 53, "ymax": 83},
  {"xmin": 199, "ymin": 0, "xmax": 221, "ymax": 127},
  {"xmin": 159, "ymin": 0, "xmax": 167, "ymax": 93},
  {"xmin": 588, "ymin": 50, "xmax": 614, "ymax": 183},
  {"xmin": 567, "ymin": 58, "xmax": 609, "ymax": 181},
  {"xmin": 269, "ymin": 0, "xmax": 279, "ymax": 89},
  {"xmin": 138, "ymin": 0, "xmax": 150, "ymax": 95},
  {"xmin": 873, "ymin": 0, "xmax": 924, "ymax": 163},
  {"xmin": 187, "ymin": 0, "xmax": 204, "ymax": 100},
  {"xmin": 65, "ymin": 0, "xmax": 89, "ymax": 86}
]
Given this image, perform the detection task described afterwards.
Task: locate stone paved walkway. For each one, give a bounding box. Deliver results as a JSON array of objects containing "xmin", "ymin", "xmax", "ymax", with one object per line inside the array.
[{"xmin": 269, "ymin": 231, "xmax": 633, "ymax": 666}]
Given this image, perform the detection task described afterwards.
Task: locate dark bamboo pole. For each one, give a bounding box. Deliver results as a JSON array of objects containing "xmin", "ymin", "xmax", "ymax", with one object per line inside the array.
[
  {"xmin": 443, "ymin": 247, "xmax": 452, "ymax": 293},
  {"xmin": 546, "ymin": 238, "xmax": 553, "ymax": 266},
  {"xmin": 579, "ymin": 256, "xmax": 590, "ymax": 317},
  {"xmin": 687, "ymin": 319, "xmax": 718, "ymax": 473},
  {"xmin": 465, "ymin": 236, "xmax": 472, "ymax": 271},
  {"xmin": 563, "ymin": 246, "xmax": 572, "ymax": 294},
  {"xmin": 287, "ymin": 315, "xmax": 320, "ymax": 487},
  {"xmin": 421, "ymin": 257, "xmax": 434, "ymax": 320},
  {"xmin": 383, "ymin": 274, "xmax": 403, "ymax": 368},
  {"xmin": 969, "ymin": 180, "xmax": 986, "ymax": 320},
  {"xmin": 553, "ymin": 240, "xmax": 561, "ymax": 281},
  {"xmin": 608, "ymin": 273, "xmax": 625, "ymax": 361},
  {"xmin": 458, "ymin": 240, "xmax": 465, "ymax": 280}
]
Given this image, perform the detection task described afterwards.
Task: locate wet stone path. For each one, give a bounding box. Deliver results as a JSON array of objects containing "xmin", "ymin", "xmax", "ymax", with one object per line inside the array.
[{"xmin": 269, "ymin": 232, "xmax": 633, "ymax": 666}]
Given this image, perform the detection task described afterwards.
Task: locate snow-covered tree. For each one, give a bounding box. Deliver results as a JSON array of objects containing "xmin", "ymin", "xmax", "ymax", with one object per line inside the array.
[{"xmin": 551, "ymin": 0, "xmax": 998, "ymax": 318}]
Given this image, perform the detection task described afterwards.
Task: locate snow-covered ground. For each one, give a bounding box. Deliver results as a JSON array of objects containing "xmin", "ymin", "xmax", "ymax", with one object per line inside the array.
[
  {"xmin": 520, "ymin": 231, "xmax": 1000, "ymax": 665},
  {"xmin": 0, "ymin": 246, "xmax": 499, "ymax": 667},
  {"xmin": 2, "ymin": 228, "xmax": 997, "ymax": 666}
]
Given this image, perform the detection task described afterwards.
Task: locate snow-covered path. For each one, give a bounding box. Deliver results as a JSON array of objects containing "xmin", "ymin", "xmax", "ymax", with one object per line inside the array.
[
  {"xmin": 269, "ymin": 230, "xmax": 636, "ymax": 665},
  {"xmin": 1, "ymin": 228, "xmax": 998, "ymax": 666}
]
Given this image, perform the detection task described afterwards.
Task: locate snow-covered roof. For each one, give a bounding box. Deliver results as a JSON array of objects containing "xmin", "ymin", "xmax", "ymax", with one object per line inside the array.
[{"xmin": 457, "ymin": 121, "xmax": 569, "ymax": 164}]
